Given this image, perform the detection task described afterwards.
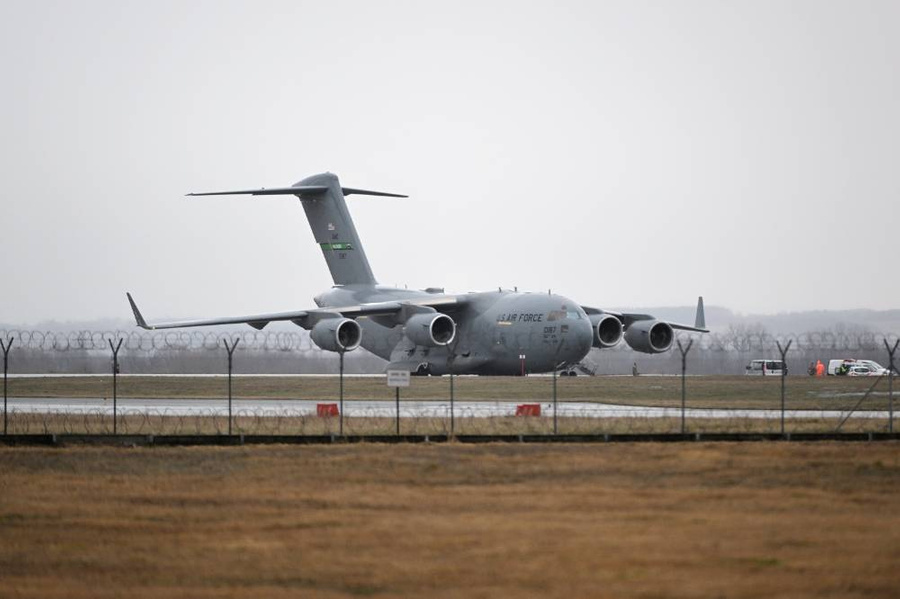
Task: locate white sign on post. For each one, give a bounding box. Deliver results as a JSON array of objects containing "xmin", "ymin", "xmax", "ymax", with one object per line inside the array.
[{"xmin": 387, "ymin": 370, "xmax": 411, "ymax": 388}]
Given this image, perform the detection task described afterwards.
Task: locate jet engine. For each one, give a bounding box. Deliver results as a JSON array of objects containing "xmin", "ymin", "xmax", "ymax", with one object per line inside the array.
[
  {"xmin": 310, "ymin": 318, "xmax": 362, "ymax": 352},
  {"xmin": 624, "ymin": 320, "xmax": 674, "ymax": 354},
  {"xmin": 590, "ymin": 314, "xmax": 623, "ymax": 348},
  {"xmin": 404, "ymin": 312, "xmax": 456, "ymax": 347}
]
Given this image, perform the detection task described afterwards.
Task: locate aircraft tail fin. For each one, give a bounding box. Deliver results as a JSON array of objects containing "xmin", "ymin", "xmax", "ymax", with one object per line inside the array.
[
  {"xmin": 295, "ymin": 173, "xmax": 388, "ymax": 286},
  {"xmin": 188, "ymin": 173, "xmax": 406, "ymax": 287}
]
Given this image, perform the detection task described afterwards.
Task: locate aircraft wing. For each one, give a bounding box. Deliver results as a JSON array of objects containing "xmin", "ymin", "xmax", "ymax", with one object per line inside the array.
[
  {"xmin": 126, "ymin": 292, "xmax": 463, "ymax": 331},
  {"xmin": 581, "ymin": 296, "xmax": 709, "ymax": 333},
  {"xmin": 655, "ymin": 320, "xmax": 708, "ymax": 333}
]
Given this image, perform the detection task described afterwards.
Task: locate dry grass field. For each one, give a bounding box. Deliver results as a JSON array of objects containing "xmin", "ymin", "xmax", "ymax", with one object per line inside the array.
[
  {"xmin": 2, "ymin": 443, "xmax": 899, "ymax": 598},
  {"xmin": 4, "ymin": 412, "xmax": 892, "ymax": 437},
  {"xmin": 7, "ymin": 374, "xmax": 898, "ymax": 411}
]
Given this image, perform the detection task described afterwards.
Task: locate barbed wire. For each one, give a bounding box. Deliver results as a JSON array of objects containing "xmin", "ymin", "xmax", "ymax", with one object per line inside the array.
[
  {"xmin": 676, "ymin": 331, "xmax": 900, "ymax": 353},
  {"xmin": 0, "ymin": 330, "xmax": 315, "ymax": 352},
  {"xmin": 0, "ymin": 329, "xmax": 898, "ymax": 354}
]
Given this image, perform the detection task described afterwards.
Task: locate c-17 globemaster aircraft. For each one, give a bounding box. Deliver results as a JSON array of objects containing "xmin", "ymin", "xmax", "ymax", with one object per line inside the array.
[{"xmin": 127, "ymin": 172, "xmax": 707, "ymax": 375}]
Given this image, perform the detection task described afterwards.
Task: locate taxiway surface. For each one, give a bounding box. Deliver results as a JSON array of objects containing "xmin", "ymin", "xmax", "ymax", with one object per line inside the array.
[{"xmin": 5, "ymin": 397, "xmax": 892, "ymax": 420}]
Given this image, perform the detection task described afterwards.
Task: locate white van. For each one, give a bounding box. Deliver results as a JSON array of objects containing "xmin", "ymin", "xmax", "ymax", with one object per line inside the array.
[
  {"xmin": 745, "ymin": 359, "xmax": 787, "ymax": 376},
  {"xmin": 827, "ymin": 359, "xmax": 856, "ymax": 376}
]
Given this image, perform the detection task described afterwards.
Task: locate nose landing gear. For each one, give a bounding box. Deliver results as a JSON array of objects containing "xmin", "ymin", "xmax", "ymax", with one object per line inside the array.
[{"xmin": 414, "ymin": 362, "xmax": 433, "ymax": 376}]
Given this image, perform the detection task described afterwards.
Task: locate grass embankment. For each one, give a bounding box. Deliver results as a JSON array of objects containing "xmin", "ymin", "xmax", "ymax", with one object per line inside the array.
[
  {"xmin": 7, "ymin": 374, "xmax": 898, "ymax": 410},
  {"xmin": 1, "ymin": 443, "xmax": 899, "ymax": 598},
  {"xmin": 4, "ymin": 414, "xmax": 891, "ymax": 436}
]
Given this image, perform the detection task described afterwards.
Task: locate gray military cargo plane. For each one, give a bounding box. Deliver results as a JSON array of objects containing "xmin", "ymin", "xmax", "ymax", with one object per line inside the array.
[{"xmin": 127, "ymin": 172, "xmax": 707, "ymax": 375}]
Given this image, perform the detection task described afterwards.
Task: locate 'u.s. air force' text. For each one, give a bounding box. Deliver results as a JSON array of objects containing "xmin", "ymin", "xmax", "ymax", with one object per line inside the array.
[{"xmin": 496, "ymin": 313, "xmax": 544, "ymax": 323}]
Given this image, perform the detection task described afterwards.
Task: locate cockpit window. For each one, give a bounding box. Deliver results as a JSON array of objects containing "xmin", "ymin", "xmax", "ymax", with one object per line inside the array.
[{"xmin": 550, "ymin": 309, "xmax": 584, "ymax": 321}]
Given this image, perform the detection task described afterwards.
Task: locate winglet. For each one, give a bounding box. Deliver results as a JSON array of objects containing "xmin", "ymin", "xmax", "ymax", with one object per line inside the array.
[
  {"xmin": 695, "ymin": 296, "xmax": 706, "ymax": 330},
  {"xmin": 126, "ymin": 292, "xmax": 151, "ymax": 330}
]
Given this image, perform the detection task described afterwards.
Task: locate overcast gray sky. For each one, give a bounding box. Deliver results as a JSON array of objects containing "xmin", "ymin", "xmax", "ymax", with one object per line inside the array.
[{"xmin": 1, "ymin": 0, "xmax": 898, "ymax": 324}]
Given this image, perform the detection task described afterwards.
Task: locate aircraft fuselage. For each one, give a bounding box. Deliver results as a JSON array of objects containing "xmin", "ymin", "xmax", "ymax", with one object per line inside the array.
[{"xmin": 315, "ymin": 285, "xmax": 593, "ymax": 375}]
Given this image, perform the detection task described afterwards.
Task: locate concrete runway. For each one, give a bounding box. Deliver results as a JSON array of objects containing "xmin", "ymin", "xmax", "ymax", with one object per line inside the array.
[{"xmin": 4, "ymin": 397, "xmax": 892, "ymax": 420}]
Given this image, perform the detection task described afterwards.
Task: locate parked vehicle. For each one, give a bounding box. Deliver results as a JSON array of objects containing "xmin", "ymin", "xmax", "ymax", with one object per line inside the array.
[
  {"xmin": 745, "ymin": 359, "xmax": 787, "ymax": 376},
  {"xmin": 828, "ymin": 359, "xmax": 892, "ymax": 376},
  {"xmin": 853, "ymin": 360, "xmax": 892, "ymax": 375},
  {"xmin": 847, "ymin": 365, "xmax": 880, "ymax": 377},
  {"xmin": 828, "ymin": 359, "xmax": 856, "ymax": 376}
]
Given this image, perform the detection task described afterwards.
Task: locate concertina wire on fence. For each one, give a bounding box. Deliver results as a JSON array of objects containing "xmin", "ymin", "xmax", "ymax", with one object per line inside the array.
[{"xmin": 2, "ymin": 329, "xmax": 899, "ymax": 354}]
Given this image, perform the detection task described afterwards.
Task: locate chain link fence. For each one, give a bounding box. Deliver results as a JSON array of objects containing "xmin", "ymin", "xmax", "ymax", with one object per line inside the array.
[
  {"xmin": 1, "ymin": 328, "xmax": 898, "ymax": 438},
  {"xmin": 2, "ymin": 328, "xmax": 899, "ymax": 375},
  {"xmin": 4, "ymin": 329, "xmax": 897, "ymax": 353}
]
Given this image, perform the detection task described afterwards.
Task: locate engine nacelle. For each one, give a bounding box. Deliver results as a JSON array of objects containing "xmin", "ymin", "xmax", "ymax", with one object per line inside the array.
[
  {"xmin": 624, "ymin": 320, "xmax": 674, "ymax": 354},
  {"xmin": 404, "ymin": 312, "xmax": 456, "ymax": 347},
  {"xmin": 590, "ymin": 314, "xmax": 623, "ymax": 348},
  {"xmin": 310, "ymin": 318, "xmax": 362, "ymax": 353}
]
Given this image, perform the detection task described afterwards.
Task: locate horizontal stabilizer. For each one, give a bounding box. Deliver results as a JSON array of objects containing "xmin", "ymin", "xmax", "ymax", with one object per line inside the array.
[
  {"xmin": 186, "ymin": 186, "xmax": 407, "ymax": 198},
  {"xmin": 187, "ymin": 186, "xmax": 328, "ymax": 197},
  {"xmin": 341, "ymin": 187, "xmax": 407, "ymax": 198}
]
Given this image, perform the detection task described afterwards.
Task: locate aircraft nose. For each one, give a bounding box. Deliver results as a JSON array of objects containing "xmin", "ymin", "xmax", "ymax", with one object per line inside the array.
[{"xmin": 567, "ymin": 318, "xmax": 593, "ymax": 361}]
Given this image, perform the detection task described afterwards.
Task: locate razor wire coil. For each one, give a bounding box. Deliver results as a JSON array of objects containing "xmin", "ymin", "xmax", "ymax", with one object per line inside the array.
[{"xmin": 1, "ymin": 329, "xmax": 898, "ymax": 354}]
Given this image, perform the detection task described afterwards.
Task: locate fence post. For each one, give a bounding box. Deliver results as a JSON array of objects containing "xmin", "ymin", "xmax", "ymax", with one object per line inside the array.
[
  {"xmin": 447, "ymin": 347, "xmax": 458, "ymax": 438},
  {"xmin": 676, "ymin": 339, "xmax": 693, "ymax": 434},
  {"xmin": 108, "ymin": 338, "xmax": 123, "ymax": 434},
  {"xmin": 1, "ymin": 336, "xmax": 13, "ymax": 435},
  {"xmin": 339, "ymin": 351, "xmax": 345, "ymax": 437},
  {"xmin": 551, "ymin": 341, "xmax": 565, "ymax": 436},
  {"xmin": 223, "ymin": 338, "xmax": 240, "ymax": 436},
  {"xmin": 552, "ymin": 367, "xmax": 559, "ymax": 435},
  {"xmin": 776, "ymin": 340, "xmax": 793, "ymax": 436},
  {"xmin": 395, "ymin": 386, "xmax": 400, "ymax": 436},
  {"xmin": 885, "ymin": 339, "xmax": 898, "ymax": 434},
  {"xmin": 449, "ymin": 371, "xmax": 455, "ymax": 437}
]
